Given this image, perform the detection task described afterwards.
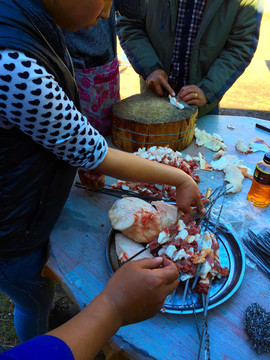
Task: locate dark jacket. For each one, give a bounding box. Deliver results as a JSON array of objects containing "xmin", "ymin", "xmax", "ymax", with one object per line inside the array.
[
  {"xmin": 63, "ymin": 0, "xmax": 144, "ymax": 69},
  {"xmin": 117, "ymin": 0, "xmax": 263, "ymax": 116},
  {"xmin": 0, "ymin": 0, "xmax": 80, "ymax": 257}
]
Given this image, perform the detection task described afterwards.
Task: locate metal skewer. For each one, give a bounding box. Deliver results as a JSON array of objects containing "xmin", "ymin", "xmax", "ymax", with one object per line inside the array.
[
  {"xmin": 192, "ymin": 264, "xmax": 202, "ymax": 290},
  {"xmin": 75, "ymin": 181, "xmax": 172, "ymax": 203},
  {"xmin": 187, "ymin": 287, "xmax": 201, "ymax": 340},
  {"xmin": 181, "ymin": 278, "xmax": 190, "ymax": 306},
  {"xmin": 122, "ymin": 244, "xmax": 150, "ymax": 264},
  {"xmin": 167, "ymin": 272, "xmax": 182, "ymax": 304},
  {"xmin": 197, "ymin": 280, "xmax": 212, "ymax": 360},
  {"xmin": 173, "ymin": 185, "xmax": 228, "ymax": 305}
]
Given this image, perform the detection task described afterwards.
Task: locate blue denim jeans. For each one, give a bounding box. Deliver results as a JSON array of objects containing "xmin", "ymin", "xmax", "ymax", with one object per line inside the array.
[{"xmin": 0, "ymin": 245, "xmax": 54, "ymax": 342}]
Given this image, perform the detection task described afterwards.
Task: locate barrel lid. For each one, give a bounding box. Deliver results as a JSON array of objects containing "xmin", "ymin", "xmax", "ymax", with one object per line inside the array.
[
  {"xmin": 113, "ymin": 93, "xmax": 198, "ymax": 124},
  {"xmin": 263, "ymin": 152, "xmax": 270, "ymax": 164}
]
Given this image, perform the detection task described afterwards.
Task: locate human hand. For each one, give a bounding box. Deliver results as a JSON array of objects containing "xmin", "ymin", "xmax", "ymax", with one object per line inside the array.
[
  {"xmin": 102, "ymin": 257, "xmax": 179, "ymax": 325},
  {"xmin": 78, "ymin": 169, "xmax": 105, "ymax": 189},
  {"xmin": 175, "ymin": 172, "xmax": 206, "ymax": 215},
  {"xmin": 146, "ymin": 69, "xmax": 175, "ymax": 97},
  {"xmin": 178, "ymin": 85, "xmax": 207, "ymax": 107}
]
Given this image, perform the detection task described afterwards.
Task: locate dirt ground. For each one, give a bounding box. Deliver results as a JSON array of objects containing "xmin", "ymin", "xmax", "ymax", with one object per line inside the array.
[{"xmin": 1, "ymin": 2, "xmax": 270, "ymax": 355}]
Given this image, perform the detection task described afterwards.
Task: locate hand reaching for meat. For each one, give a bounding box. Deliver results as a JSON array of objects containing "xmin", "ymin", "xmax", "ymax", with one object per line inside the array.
[
  {"xmin": 78, "ymin": 169, "xmax": 105, "ymax": 189},
  {"xmin": 102, "ymin": 257, "xmax": 179, "ymax": 325},
  {"xmin": 175, "ymin": 172, "xmax": 206, "ymax": 215},
  {"xmin": 98, "ymin": 148, "xmax": 206, "ymax": 215}
]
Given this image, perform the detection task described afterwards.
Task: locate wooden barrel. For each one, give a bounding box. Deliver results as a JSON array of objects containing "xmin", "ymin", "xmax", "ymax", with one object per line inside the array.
[{"xmin": 112, "ymin": 93, "xmax": 198, "ymax": 152}]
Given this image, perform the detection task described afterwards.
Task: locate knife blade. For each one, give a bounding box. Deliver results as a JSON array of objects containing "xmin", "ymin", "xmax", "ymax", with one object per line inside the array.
[{"xmin": 176, "ymin": 95, "xmax": 192, "ymax": 109}]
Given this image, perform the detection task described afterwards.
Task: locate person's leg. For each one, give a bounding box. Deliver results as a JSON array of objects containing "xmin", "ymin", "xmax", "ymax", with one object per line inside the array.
[{"xmin": 0, "ymin": 245, "xmax": 54, "ymax": 342}]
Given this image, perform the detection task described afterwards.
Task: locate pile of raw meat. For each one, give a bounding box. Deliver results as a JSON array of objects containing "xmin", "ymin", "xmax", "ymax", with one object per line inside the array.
[
  {"xmin": 109, "ymin": 197, "xmax": 229, "ymax": 294},
  {"xmin": 111, "ymin": 146, "xmax": 199, "ymax": 201}
]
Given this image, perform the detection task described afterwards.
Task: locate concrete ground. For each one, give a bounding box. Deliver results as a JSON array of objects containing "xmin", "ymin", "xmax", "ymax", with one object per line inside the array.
[{"xmin": 118, "ymin": 0, "xmax": 270, "ymax": 120}]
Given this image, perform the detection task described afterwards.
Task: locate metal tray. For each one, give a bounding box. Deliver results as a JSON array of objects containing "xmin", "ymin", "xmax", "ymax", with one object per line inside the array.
[{"xmin": 105, "ymin": 221, "xmax": 245, "ymax": 314}]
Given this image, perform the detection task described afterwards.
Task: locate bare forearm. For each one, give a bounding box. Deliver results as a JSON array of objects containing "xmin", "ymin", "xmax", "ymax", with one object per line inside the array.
[
  {"xmin": 48, "ymin": 294, "xmax": 121, "ymax": 360},
  {"xmin": 96, "ymin": 148, "xmax": 205, "ymax": 214},
  {"xmin": 96, "ymin": 147, "xmax": 189, "ymax": 187}
]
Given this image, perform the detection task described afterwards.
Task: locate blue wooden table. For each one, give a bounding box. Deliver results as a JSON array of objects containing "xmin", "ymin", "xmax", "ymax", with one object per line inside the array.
[{"xmin": 45, "ymin": 115, "xmax": 270, "ymax": 360}]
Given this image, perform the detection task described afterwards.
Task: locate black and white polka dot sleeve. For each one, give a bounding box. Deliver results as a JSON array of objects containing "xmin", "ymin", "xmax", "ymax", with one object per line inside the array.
[{"xmin": 0, "ymin": 49, "xmax": 108, "ymax": 170}]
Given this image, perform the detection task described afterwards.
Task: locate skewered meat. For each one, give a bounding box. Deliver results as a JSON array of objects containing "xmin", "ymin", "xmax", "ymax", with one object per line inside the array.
[{"xmin": 110, "ymin": 202, "xmax": 229, "ymax": 294}]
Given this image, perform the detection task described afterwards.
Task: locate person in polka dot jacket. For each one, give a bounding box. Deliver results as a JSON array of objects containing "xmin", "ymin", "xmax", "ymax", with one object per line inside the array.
[{"xmin": 0, "ymin": 0, "xmax": 206, "ymax": 344}]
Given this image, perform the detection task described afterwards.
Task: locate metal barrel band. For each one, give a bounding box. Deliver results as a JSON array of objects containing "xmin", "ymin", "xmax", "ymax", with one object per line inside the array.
[{"xmin": 112, "ymin": 123, "xmax": 196, "ymax": 137}]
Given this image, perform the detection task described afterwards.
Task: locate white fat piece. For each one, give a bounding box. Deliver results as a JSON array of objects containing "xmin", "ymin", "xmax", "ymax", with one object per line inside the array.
[
  {"xmin": 177, "ymin": 219, "xmax": 186, "ymax": 231},
  {"xmin": 224, "ymin": 165, "xmax": 244, "ymax": 193},
  {"xmin": 195, "ymin": 128, "xmax": 226, "ymax": 151},
  {"xmin": 198, "ymin": 152, "xmax": 212, "ymax": 171},
  {"xmin": 210, "ymin": 155, "xmax": 243, "ymax": 171},
  {"xmin": 213, "ymin": 150, "xmax": 227, "ymax": 159},
  {"xmin": 237, "ymin": 166, "xmax": 253, "ymax": 180},
  {"xmin": 172, "ymin": 248, "xmax": 190, "ymax": 261},
  {"xmin": 186, "ymin": 235, "xmax": 196, "ymax": 243},
  {"xmin": 165, "ymin": 244, "xmax": 177, "ymax": 259},
  {"xmin": 181, "ymin": 273, "xmax": 193, "ymax": 281},
  {"xmin": 175, "ymin": 229, "xmax": 189, "ymax": 240},
  {"xmin": 199, "ymin": 261, "xmax": 212, "ymax": 278},
  {"xmin": 115, "ymin": 233, "xmax": 153, "ymax": 262},
  {"xmin": 236, "ymin": 138, "xmax": 270, "ymax": 154},
  {"xmin": 157, "ymin": 230, "xmax": 170, "ymax": 244},
  {"xmin": 168, "ymin": 94, "xmax": 185, "ymax": 109},
  {"xmin": 235, "ymin": 140, "xmax": 250, "ymax": 153},
  {"xmin": 196, "ymin": 232, "xmax": 212, "ymax": 251}
]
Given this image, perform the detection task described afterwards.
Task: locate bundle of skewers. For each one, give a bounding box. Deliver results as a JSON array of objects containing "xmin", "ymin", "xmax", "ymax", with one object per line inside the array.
[{"xmin": 243, "ymin": 229, "xmax": 270, "ymax": 277}]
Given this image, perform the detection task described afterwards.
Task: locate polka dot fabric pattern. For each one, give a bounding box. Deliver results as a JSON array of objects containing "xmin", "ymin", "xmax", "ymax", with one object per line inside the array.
[{"xmin": 0, "ymin": 49, "xmax": 108, "ymax": 170}]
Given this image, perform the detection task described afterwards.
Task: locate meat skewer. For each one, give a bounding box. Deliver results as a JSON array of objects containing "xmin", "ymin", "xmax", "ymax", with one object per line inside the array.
[
  {"xmin": 243, "ymin": 230, "xmax": 270, "ymax": 277},
  {"xmin": 75, "ymin": 181, "xmax": 173, "ymax": 202},
  {"xmin": 108, "ymin": 184, "xmax": 230, "ymax": 360},
  {"xmin": 195, "ymin": 189, "xmax": 228, "ymax": 358},
  {"xmin": 192, "ymin": 185, "xmax": 227, "ymax": 290},
  {"xmin": 167, "ymin": 272, "xmax": 182, "ymax": 304}
]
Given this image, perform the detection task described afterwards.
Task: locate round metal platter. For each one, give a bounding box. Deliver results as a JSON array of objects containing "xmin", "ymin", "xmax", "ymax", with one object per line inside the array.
[{"xmin": 105, "ymin": 221, "xmax": 245, "ymax": 314}]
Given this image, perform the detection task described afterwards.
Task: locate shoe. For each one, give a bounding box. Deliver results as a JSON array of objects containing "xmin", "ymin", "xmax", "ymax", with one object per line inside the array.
[{"xmin": 49, "ymin": 297, "xmax": 79, "ymax": 330}]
